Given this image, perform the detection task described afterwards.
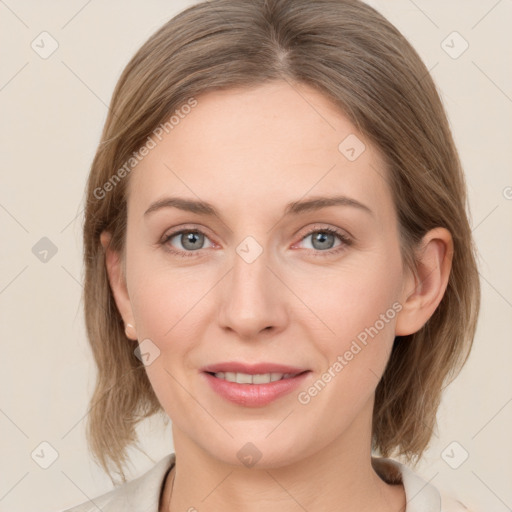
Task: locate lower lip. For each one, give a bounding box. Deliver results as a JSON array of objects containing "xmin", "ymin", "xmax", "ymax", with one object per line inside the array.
[{"xmin": 202, "ymin": 371, "xmax": 311, "ymax": 407}]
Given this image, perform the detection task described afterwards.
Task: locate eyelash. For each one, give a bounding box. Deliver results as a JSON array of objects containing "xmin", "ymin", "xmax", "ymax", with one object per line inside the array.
[{"xmin": 160, "ymin": 225, "xmax": 353, "ymax": 259}]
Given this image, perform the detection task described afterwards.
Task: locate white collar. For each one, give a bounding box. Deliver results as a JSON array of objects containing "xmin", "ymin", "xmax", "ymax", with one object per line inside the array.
[{"xmin": 65, "ymin": 453, "xmax": 456, "ymax": 511}]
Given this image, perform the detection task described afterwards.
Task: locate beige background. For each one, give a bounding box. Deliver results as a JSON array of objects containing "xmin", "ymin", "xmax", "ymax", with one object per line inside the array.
[{"xmin": 1, "ymin": 1, "xmax": 511, "ymax": 511}]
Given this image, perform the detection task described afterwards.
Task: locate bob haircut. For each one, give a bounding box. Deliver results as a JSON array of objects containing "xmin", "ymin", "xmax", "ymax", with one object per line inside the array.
[{"xmin": 82, "ymin": 0, "xmax": 481, "ymax": 484}]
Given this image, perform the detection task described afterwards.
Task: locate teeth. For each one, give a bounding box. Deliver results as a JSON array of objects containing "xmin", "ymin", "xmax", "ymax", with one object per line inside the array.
[
  {"xmin": 213, "ymin": 372, "xmax": 296, "ymax": 384},
  {"xmin": 236, "ymin": 372, "xmax": 253, "ymax": 384}
]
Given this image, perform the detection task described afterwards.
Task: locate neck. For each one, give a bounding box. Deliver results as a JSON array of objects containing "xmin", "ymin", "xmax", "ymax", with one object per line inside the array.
[{"xmin": 160, "ymin": 399, "xmax": 406, "ymax": 512}]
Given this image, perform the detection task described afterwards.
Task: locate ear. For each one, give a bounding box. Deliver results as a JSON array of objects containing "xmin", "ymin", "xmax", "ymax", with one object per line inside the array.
[
  {"xmin": 100, "ymin": 230, "xmax": 138, "ymax": 340},
  {"xmin": 395, "ymin": 227, "xmax": 453, "ymax": 336}
]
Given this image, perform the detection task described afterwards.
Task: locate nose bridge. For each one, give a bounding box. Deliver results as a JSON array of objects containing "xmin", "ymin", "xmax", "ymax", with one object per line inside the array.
[{"xmin": 218, "ymin": 234, "xmax": 286, "ymax": 337}]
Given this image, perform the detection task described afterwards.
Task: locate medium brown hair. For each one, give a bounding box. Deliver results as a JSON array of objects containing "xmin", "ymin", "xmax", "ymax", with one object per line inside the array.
[{"xmin": 82, "ymin": 0, "xmax": 480, "ymax": 483}]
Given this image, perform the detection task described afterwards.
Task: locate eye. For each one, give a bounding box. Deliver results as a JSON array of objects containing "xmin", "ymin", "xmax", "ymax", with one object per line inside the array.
[
  {"xmin": 161, "ymin": 228, "xmax": 214, "ymax": 257},
  {"xmin": 294, "ymin": 226, "xmax": 352, "ymax": 256},
  {"xmin": 160, "ymin": 224, "xmax": 352, "ymax": 258}
]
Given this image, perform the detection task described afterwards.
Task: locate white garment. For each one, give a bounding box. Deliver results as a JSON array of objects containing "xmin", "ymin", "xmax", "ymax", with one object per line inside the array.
[{"xmin": 61, "ymin": 453, "xmax": 472, "ymax": 512}]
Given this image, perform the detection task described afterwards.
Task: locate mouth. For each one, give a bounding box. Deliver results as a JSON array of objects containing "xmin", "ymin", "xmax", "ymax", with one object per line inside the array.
[
  {"xmin": 204, "ymin": 370, "xmax": 308, "ymax": 384},
  {"xmin": 200, "ymin": 362, "xmax": 311, "ymax": 407}
]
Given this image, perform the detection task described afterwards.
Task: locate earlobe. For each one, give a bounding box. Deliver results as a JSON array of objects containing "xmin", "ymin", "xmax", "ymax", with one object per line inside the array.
[
  {"xmin": 100, "ymin": 230, "xmax": 138, "ymax": 340},
  {"xmin": 395, "ymin": 227, "xmax": 453, "ymax": 336},
  {"xmin": 124, "ymin": 323, "xmax": 138, "ymax": 340}
]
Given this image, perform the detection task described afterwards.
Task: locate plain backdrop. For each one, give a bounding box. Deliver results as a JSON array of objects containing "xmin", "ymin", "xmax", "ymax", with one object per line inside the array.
[{"xmin": 0, "ymin": 1, "xmax": 511, "ymax": 511}]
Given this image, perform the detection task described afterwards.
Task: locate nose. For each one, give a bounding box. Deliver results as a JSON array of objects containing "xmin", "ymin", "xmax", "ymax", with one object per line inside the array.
[{"xmin": 217, "ymin": 244, "xmax": 288, "ymax": 340}]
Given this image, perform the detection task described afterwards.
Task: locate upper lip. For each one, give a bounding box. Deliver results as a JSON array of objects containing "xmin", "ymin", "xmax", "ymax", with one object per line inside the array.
[{"xmin": 200, "ymin": 362, "xmax": 309, "ymax": 375}]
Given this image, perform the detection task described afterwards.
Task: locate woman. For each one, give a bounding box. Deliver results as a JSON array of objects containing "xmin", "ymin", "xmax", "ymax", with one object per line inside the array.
[{"xmin": 63, "ymin": 0, "xmax": 480, "ymax": 510}]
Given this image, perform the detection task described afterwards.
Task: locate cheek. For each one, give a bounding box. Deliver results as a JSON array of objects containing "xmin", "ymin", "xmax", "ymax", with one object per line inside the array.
[
  {"xmin": 127, "ymin": 262, "xmax": 215, "ymax": 402},
  {"xmin": 127, "ymin": 267, "xmax": 209, "ymax": 417},
  {"xmin": 129, "ymin": 257, "xmax": 211, "ymax": 339},
  {"xmin": 303, "ymin": 252, "xmax": 402, "ymax": 382},
  {"xmin": 307, "ymin": 256, "xmax": 401, "ymax": 340}
]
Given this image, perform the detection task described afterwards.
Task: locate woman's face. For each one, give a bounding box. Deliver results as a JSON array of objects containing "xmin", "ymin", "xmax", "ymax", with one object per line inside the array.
[{"xmin": 114, "ymin": 81, "xmax": 415, "ymax": 467}]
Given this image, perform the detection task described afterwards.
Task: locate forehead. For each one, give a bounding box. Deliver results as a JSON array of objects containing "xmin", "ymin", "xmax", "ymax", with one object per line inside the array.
[{"xmin": 127, "ymin": 81, "xmax": 394, "ymax": 224}]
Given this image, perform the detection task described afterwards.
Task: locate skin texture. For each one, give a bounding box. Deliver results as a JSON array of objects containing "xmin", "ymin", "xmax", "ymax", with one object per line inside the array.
[{"xmin": 101, "ymin": 80, "xmax": 453, "ymax": 512}]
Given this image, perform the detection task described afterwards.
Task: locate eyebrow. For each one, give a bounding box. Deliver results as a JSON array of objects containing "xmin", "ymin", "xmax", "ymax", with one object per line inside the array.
[{"xmin": 144, "ymin": 195, "xmax": 374, "ymax": 219}]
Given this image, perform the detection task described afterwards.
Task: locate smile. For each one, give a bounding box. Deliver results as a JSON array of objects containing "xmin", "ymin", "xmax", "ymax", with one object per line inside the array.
[
  {"xmin": 202, "ymin": 370, "xmax": 311, "ymax": 407},
  {"xmin": 210, "ymin": 371, "xmax": 300, "ymax": 384}
]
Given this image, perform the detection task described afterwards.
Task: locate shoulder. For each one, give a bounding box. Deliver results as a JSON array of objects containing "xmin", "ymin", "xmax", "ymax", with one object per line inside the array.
[
  {"xmin": 372, "ymin": 457, "xmax": 476, "ymax": 512},
  {"xmin": 60, "ymin": 454, "xmax": 175, "ymax": 512}
]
